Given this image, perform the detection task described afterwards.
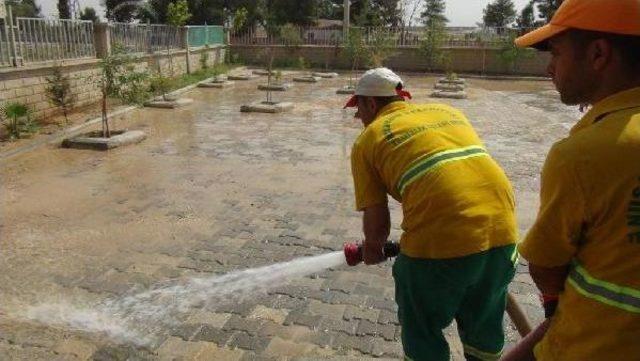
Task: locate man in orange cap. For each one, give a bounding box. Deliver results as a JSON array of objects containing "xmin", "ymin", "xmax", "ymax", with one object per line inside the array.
[
  {"xmin": 346, "ymin": 68, "xmax": 518, "ymax": 360},
  {"xmin": 514, "ymin": 0, "xmax": 640, "ymax": 360}
]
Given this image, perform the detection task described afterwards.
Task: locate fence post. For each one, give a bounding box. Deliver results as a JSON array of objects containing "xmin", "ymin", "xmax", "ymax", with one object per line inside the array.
[
  {"xmin": 182, "ymin": 26, "xmax": 191, "ymax": 74},
  {"xmin": 204, "ymin": 22, "xmax": 208, "ymax": 46},
  {"xmin": 7, "ymin": 6, "xmax": 20, "ymax": 67},
  {"xmin": 146, "ymin": 20, "xmax": 152, "ymax": 54},
  {"xmin": 93, "ymin": 22, "xmax": 111, "ymax": 58}
]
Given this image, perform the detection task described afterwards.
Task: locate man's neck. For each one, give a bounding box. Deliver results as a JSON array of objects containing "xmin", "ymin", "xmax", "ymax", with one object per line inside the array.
[{"xmin": 590, "ymin": 75, "xmax": 640, "ymax": 105}]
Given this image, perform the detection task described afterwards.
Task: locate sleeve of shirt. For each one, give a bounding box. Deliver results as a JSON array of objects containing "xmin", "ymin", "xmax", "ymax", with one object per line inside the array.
[
  {"xmin": 518, "ymin": 143, "xmax": 585, "ymax": 267},
  {"xmin": 351, "ymin": 136, "xmax": 388, "ymax": 211}
]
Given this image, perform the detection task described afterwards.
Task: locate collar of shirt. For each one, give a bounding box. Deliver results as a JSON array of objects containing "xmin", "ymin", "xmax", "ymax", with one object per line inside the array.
[
  {"xmin": 373, "ymin": 101, "xmax": 410, "ymax": 123},
  {"xmin": 571, "ymin": 86, "xmax": 640, "ymax": 135}
]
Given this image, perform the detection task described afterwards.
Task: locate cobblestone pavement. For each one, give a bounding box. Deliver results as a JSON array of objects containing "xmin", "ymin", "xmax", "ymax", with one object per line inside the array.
[{"xmin": 0, "ymin": 72, "xmax": 581, "ymax": 360}]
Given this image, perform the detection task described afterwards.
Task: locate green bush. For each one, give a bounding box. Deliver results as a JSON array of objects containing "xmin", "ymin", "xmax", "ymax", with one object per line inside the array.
[
  {"xmin": 45, "ymin": 65, "xmax": 75, "ymax": 123},
  {"xmin": 2, "ymin": 102, "xmax": 37, "ymax": 139}
]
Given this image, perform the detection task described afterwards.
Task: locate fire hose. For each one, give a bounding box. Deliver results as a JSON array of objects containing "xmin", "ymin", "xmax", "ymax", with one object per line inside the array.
[{"xmin": 343, "ymin": 242, "xmax": 534, "ymax": 340}]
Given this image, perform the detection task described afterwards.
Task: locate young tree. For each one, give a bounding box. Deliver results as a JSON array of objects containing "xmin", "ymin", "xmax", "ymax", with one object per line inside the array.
[
  {"xmin": 341, "ymin": 28, "xmax": 368, "ymax": 88},
  {"xmin": 233, "ymin": 7, "xmax": 249, "ymax": 32},
  {"xmin": 8, "ymin": 0, "xmax": 42, "ymax": 17},
  {"xmin": 317, "ymin": 0, "xmax": 342, "ymax": 19},
  {"xmin": 419, "ymin": 0, "xmax": 449, "ymax": 72},
  {"xmin": 483, "ymin": 0, "xmax": 517, "ymax": 30},
  {"xmin": 103, "ymin": 0, "xmax": 140, "ymax": 22},
  {"xmin": 166, "ymin": 0, "xmax": 191, "ymax": 76},
  {"xmin": 79, "ymin": 7, "xmax": 100, "ymax": 22},
  {"xmin": 350, "ymin": 0, "xmax": 402, "ymax": 26},
  {"xmin": 420, "ymin": 0, "xmax": 448, "ymax": 28},
  {"xmin": 58, "ymin": 0, "xmax": 71, "ymax": 19},
  {"xmin": 498, "ymin": 33, "xmax": 535, "ymax": 73},
  {"xmin": 167, "ymin": 0, "xmax": 191, "ymax": 27},
  {"xmin": 516, "ymin": 1, "xmax": 536, "ymax": 30},
  {"xmin": 45, "ymin": 65, "xmax": 75, "ymax": 123},
  {"xmin": 367, "ymin": 27, "xmax": 395, "ymax": 67},
  {"xmin": 98, "ymin": 47, "xmax": 149, "ymax": 137}
]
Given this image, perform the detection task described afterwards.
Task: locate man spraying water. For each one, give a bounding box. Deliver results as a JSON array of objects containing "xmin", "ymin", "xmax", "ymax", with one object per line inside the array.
[{"xmin": 344, "ymin": 68, "xmax": 518, "ymax": 361}]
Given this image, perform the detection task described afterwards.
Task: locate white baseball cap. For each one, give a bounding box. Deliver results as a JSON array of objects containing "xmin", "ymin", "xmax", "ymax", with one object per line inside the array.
[{"xmin": 344, "ymin": 68, "xmax": 412, "ymax": 108}]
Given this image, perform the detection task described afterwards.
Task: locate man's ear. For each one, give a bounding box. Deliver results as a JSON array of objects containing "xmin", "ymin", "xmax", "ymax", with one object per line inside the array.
[{"xmin": 589, "ymin": 39, "xmax": 613, "ymax": 72}]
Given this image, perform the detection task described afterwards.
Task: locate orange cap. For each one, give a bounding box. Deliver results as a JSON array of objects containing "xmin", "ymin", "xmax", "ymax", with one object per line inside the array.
[{"xmin": 515, "ymin": 0, "xmax": 640, "ymax": 48}]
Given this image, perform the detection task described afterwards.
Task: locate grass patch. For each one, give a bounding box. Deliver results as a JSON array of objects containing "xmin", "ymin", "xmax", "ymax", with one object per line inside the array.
[{"xmin": 165, "ymin": 63, "xmax": 236, "ymax": 92}]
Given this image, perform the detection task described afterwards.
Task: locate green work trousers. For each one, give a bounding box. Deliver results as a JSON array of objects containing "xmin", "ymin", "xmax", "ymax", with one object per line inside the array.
[{"xmin": 393, "ymin": 244, "xmax": 517, "ymax": 361}]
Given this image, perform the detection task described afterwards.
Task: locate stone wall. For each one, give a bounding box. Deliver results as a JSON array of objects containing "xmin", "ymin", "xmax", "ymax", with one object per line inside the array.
[
  {"xmin": 230, "ymin": 45, "xmax": 550, "ymax": 76},
  {"xmin": 0, "ymin": 45, "xmax": 226, "ymax": 122}
]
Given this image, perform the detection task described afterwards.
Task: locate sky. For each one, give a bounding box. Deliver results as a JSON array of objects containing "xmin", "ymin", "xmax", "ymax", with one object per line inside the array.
[{"xmin": 38, "ymin": 0, "xmax": 533, "ymax": 27}]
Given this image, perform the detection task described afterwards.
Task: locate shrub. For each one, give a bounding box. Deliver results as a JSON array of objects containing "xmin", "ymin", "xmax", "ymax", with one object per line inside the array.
[
  {"xmin": 2, "ymin": 102, "xmax": 36, "ymax": 139},
  {"xmin": 45, "ymin": 64, "xmax": 75, "ymax": 123}
]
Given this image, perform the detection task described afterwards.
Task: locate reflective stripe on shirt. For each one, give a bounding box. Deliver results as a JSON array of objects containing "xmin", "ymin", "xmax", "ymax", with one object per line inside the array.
[
  {"xmin": 568, "ymin": 261, "xmax": 640, "ymax": 314},
  {"xmin": 396, "ymin": 145, "xmax": 489, "ymax": 196}
]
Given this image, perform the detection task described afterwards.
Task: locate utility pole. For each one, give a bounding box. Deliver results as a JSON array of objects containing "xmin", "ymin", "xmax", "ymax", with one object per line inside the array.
[{"xmin": 343, "ymin": 0, "xmax": 350, "ymax": 38}]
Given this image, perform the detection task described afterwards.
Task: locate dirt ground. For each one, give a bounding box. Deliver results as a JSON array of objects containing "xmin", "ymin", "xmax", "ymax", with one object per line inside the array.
[{"xmin": 0, "ymin": 71, "xmax": 582, "ymax": 360}]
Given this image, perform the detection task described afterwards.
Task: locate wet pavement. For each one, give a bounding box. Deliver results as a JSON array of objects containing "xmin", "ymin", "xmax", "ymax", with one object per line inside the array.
[{"xmin": 0, "ymin": 71, "xmax": 581, "ymax": 360}]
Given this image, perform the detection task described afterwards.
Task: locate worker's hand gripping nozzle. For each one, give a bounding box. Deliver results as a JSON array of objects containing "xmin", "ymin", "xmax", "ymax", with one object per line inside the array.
[{"xmin": 343, "ymin": 242, "xmax": 400, "ymax": 266}]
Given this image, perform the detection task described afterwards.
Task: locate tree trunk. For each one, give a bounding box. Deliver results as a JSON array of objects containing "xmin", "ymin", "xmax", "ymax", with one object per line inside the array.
[{"xmin": 101, "ymin": 90, "xmax": 110, "ymax": 138}]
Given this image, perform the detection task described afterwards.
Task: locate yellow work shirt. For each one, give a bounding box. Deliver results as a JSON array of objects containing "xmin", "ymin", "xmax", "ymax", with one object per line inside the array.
[
  {"xmin": 351, "ymin": 101, "xmax": 517, "ymax": 259},
  {"xmin": 519, "ymin": 87, "xmax": 640, "ymax": 361}
]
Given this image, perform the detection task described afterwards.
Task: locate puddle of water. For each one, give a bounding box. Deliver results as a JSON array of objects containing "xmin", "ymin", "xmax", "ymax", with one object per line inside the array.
[{"xmin": 15, "ymin": 251, "xmax": 346, "ymax": 347}]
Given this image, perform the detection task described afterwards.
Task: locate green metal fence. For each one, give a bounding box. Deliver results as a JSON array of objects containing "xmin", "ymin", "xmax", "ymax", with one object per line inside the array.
[{"xmin": 187, "ymin": 25, "xmax": 225, "ymax": 47}]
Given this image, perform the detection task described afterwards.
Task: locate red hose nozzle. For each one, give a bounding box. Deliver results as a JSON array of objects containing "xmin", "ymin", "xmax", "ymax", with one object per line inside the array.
[
  {"xmin": 344, "ymin": 243, "xmax": 362, "ymax": 266},
  {"xmin": 343, "ymin": 242, "xmax": 400, "ymax": 266}
]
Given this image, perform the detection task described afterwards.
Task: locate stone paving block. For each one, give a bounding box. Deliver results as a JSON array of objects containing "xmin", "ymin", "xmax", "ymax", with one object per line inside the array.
[
  {"xmin": 289, "ymin": 276, "xmax": 325, "ymax": 290},
  {"xmin": 377, "ymin": 310, "xmax": 399, "ymax": 325},
  {"xmin": 192, "ymin": 324, "xmax": 234, "ymax": 346},
  {"xmin": 258, "ymin": 321, "xmax": 312, "ymax": 340},
  {"xmin": 170, "ymin": 323, "xmax": 203, "ymax": 341},
  {"xmin": 370, "ymin": 340, "xmax": 404, "ymax": 358},
  {"xmin": 359, "ymin": 265, "xmax": 393, "ymax": 277},
  {"xmin": 343, "ymin": 305, "xmax": 380, "ymax": 323},
  {"xmin": 315, "ymin": 290, "xmax": 368, "ymax": 306},
  {"xmin": 367, "ymin": 273, "xmax": 395, "ymax": 288},
  {"xmin": 210, "ymin": 301, "xmax": 256, "ymax": 316},
  {"xmin": 91, "ymin": 344, "xmax": 155, "ymax": 361},
  {"xmin": 53, "ymin": 338, "xmax": 98, "ymax": 360},
  {"xmin": 334, "ymin": 271, "xmax": 372, "ymax": 285},
  {"xmin": 354, "ymin": 284, "xmax": 387, "ymax": 298},
  {"xmin": 272, "ymin": 285, "xmax": 312, "ymax": 299},
  {"xmin": 330, "ymin": 333, "xmax": 376, "ymax": 355},
  {"xmin": 356, "ymin": 320, "xmax": 397, "ymax": 341},
  {"xmin": 295, "ymin": 330, "xmax": 334, "ymax": 348},
  {"xmin": 265, "ymin": 294, "xmax": 308, "ymax": 310},
  {"xmin": 395, "ymin": 326, "xmax": 402, "ymax": 341},
  {"xmin": 189, "ymin": 311, "xmax": 233, "ymax": 328},
  {"xmin": 319, "ymin": 317, "xmax": 358, "ymax": 335},
  {"xmin": 248, "ymin": 305, "xmax": 289, "ymax": 324},
  {"xmin": 262, "ymin": 337, "xmax": 318, "ymax": 358},
  {"xmin": 283, "ymin": 309, "xmax": 324, "ymax": 329},
  {"xmin": 228, "ymin": 332, "xmax": 271, "ymax": 353},
  {"xmin": 306, "ymin": 300, "xmax": 347, "ymax": 321},
  {"xmin": 177, "ymin": 258, "xmax": 219, "ymax": 273},
  {"xmin": 365, "ymin": 298, "xmax": 397, "ymax": 312},
  {"xmin": 192, "ymin": 342, "xmax": 245, "ymax": 361},
  {"xmin": 239, "ymin": 353, "xmax": 284, "ymax": 361},
  {"xmin": 223, "ymin": 315, "xmax": 266, "ymax": 335},
  {"xmin": 322, "ymin": 279, "xmax": 357, "ymax": 294}
]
